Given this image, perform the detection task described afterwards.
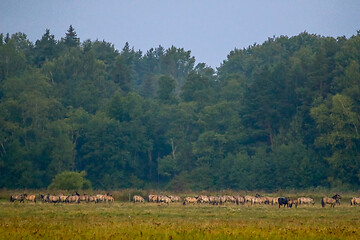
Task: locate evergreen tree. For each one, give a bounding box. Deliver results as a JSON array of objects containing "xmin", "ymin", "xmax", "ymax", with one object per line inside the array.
[{"xmin": 63, "ymin": 25, "xmax": 80, "ymax": 48}]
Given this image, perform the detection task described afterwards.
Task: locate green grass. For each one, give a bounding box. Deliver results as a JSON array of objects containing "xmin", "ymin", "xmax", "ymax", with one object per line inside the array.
[{"xmin": 1, "ymin": 200, "xmax": 360, "ymax": 239}]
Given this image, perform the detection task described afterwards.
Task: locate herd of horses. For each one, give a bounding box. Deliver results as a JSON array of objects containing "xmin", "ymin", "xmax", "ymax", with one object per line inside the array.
[
  {"xmin": 132, "ymin": 193, "xmax": 360, "ymax": 208},
  {"xmin": 9, "ymin": 192, "xmax": 360, "ymax": 208},
  {"xmin": 9, "ymin": 192, "xmax": 114, "ymax": 204}
]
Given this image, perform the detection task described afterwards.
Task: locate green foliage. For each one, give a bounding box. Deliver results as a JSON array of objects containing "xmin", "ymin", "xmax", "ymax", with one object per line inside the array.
[
  {"xmin": 0, "ymin": 28, "xmax": 359, "ymax": 190},
  {"xmin": 48, "ymin": 171, "xmax": 92, "ymax": 190}
]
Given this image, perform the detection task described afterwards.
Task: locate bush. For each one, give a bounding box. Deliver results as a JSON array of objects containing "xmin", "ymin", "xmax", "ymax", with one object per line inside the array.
[{"xmin": 48, "ymin": 171, "xmax": 92, "ymax": 190}]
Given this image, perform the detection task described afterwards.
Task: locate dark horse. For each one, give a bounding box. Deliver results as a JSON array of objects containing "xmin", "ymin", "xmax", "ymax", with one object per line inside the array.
[
  {"xmin": 321, "ymin": 194, "xmax": 341, "ymax": 208},
  {"xmin": 278, "ymin": 197, "xmax": 292, "ymax": 208}
]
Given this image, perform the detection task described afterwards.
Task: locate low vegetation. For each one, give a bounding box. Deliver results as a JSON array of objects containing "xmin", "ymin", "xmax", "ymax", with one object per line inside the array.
[{"xmin": 1, "ymin": 201, "xmax": 360, "ymax": 239}]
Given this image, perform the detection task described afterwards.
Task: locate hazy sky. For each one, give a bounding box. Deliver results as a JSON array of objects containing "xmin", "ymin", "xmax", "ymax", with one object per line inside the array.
[{"xmin": 1, "ymin": 0, "xmax": 359, "ymax": 68}]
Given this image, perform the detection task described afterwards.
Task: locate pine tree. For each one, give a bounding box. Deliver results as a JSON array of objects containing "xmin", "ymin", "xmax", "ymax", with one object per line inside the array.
[{"xmin": 63, "ymin": 25, "xmax": 79, "ymax": 48}]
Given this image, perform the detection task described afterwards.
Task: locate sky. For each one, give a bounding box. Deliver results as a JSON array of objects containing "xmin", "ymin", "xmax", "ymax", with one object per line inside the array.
[{"xmin": 1, "ymin": 0, "xmax": 359, "ymax": 68}]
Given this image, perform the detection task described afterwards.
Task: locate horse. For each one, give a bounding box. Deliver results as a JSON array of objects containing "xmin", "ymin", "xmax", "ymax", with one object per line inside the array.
[
  {"xmin": 88, "ymin": 196, "xmax": 99, "ymax": 203},
  {"xmin": 47, "ymin": 195, "xmax": 61, "ymax": 204},
  {"xmin": 234, "ymin": 196, "xmax": 245, "ymax": 205},
  {"xmin": 183, "ymin": 197, "xmax": 198, "ymax": 205},
  {"xmin": 321, "ymin": 194, "xmax": 341, "ymax": 208},
  {"xmin": 148, "ymin": 195, "xmax": 158, "ymax": 203},
  {"xmin": 66, "ymin": 194, "xmax": 80, "ymax": 204},
  {"xmin": 104, "ymin": 195, "xmax": 114, "ymax": 203},
  {"xmin": 297, "ymin": 197, "xmax": 315, "ymax": 206},
  {"xmin": 350, "ymin": 197, "xmax": 360, "ymax": 206},
  {"xmin": 278, "ymin": 197, "xmax": 291, "ymax": 208},
  {"xmin": 25, "ymin": 194, "xmax": 36, "ymax": 203},
  {"xmin": 157, "ymin": 195, "xmax": 171, "ymax": 204},
  {"xmin": 133, "ymin": 195, "xmax": 145, "ymax": 203},
  {"xmin": 263, "ymin": 197, "xmax": 276, "ymax": 205},
  {"xmin": 10, "ymin": 194, "xmax": 26, "ymax": 203},
  {"xmin": 209, "ymin": 196, "xmax": 221, "ymax": 205},
  {"xmin": 251, "ymin": 197, "xmax": 265, "ymax": 205},
  {"xmin": 79, "ymin": 194, "xmax": 89, "ymax": 202},
  {"xmin": 197, "ymin": 195, "xmax": 210, "ymax": 203},
  {"xmin": 59, "ymin": 194, "xmax": 68, "ymax": 203},
  {"xmin": 96, "ymin": 194, "xmax": 105, "ymax": 202},
  {"xmin": 169, "ymin": 195, "xmax": 182, "ymax": 202},
  {"xmin": 103, "ymin": 193, "xmax": 115, "ymax": 202},
  {"xmin": 288, "ymin": 199, "xmax": 298, "ymax": 208},
  {"xmin": 244, "ymin": 195, "xmax": 255, "ymax": 205}
]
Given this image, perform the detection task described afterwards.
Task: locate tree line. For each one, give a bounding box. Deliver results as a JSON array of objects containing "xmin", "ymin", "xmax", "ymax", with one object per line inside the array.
[{"xmin": 0, "ymin": 26, "xmax": 359, "ymax": 190}]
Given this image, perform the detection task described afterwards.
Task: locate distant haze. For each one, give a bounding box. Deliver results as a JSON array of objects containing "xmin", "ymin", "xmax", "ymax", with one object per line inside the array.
[{"xmin": 1, "ymin": 0, "xmax": 359, "ymax": 68}]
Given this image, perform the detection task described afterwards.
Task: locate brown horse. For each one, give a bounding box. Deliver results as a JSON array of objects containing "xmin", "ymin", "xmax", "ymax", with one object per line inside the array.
[
  {"xmin": 133, "ymin": 195, "xmax": 145, "ymax": 203},
  {"xmin": 350, "ymin": 197, "xmax": 360, "ymax": 206},
  {"xmin": 297, "ymin": 197, "xmax": 315, "ymax": 206},
  {"xmin": 47, "ymin": 195, "xmax": 61, "ymax": 204},
  {"xmin": 321, "ymin": 194, "xmax": 341, "ymax": 208},
  {"xmin": 79, "ymin": 194, "xmax": 89, "ymax": 202},
  {"xmin": 10, "ymin": 194, "xmax": 26, "ymax": 203},
  {"xmin": 66, "ymin": 193, "xmax": 80, "ymax": 204},
  {"xmin": 183, "ymin": 197, "xmax": 198, "ymax": 205},
  {"xmin": 25, "ymin": 194, "xmax": 36, "ymax": 203},
  {"xmin": 103, "ymin": 193, "xmax": 114, "ymax": 203}
]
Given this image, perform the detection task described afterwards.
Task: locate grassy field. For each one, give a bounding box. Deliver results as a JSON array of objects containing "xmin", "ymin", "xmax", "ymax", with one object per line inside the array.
[{"xmin": 1, "ymin": 197, "xmax": 360, "ymax": 240}]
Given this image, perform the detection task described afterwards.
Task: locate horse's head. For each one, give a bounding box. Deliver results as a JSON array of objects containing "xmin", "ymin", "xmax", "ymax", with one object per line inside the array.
[{"xmin": 332, "ymin": 194, "xmax": 341, "ymax": 200}]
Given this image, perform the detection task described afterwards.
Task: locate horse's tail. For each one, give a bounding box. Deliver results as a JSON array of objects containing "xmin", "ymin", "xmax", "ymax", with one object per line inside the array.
[{"xmin": 321, "ymin": 198, "xmax": 325, "ymax": 208}]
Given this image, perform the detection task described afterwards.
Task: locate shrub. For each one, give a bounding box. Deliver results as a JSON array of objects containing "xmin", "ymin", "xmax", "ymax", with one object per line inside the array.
[{"xmin": 48, "ymin": 171, "xmax": 92, "ymax": 190}]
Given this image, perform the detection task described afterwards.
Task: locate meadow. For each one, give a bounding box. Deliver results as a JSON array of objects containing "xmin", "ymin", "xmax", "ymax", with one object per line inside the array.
[{"xmin": 1, "ymin": 191, "xmax": 360, "ymax": 239}]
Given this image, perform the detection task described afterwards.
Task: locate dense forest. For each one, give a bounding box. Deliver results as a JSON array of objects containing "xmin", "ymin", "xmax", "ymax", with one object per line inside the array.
[{"xmin": 0, "ymin": 26, "xmax": 359, "ymax": 190}]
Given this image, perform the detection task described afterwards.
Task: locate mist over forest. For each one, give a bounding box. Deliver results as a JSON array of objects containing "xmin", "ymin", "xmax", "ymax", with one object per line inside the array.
[{"xmin": 0, "ymin": 26, "xmax": 359, "ymax": 190}]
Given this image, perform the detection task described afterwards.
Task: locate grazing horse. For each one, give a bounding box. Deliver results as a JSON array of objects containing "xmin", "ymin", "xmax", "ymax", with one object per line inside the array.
[
  {"xmin": 197, "ymin": 195, "xmax": 210, "ymax": 203},
  {"xmin": 169, "ymin": 195, "xmax": 181, "ymax": 202},
  {"xmin": 10, "ymin": 194, "xmax": 26, "ymax": 203},
  {"xmin": 66, "ymin": 194, "xmax": 80, "ymax": 204},
  {"xmin": 148, "ymin": 195, "xmax": 158, "ymax": 203},
  {"xmin": 244, "ymin": 196, "xmax": 255, "ymax": 205},
  {"xmin": 209, "ymin": 196, "xmax": 221, "ymax": 205},
  {"xmin": 102, "ymin": 193, "xmax": 114, "ymax": 203},
  {"xmin": 133, "ymin": 195, "xmax": 145, "ymax": 203},
  {"xmin": 271, "ymin": 197, "xmax": 279, "ymax": 205},
  {"xmin": 251, "ymin": 197, "xmax": 264, "ymax": 205},
  {"xmin": 321, "ymin": 194, "xmax": 341, "ymax": 208},
  {"xmin": 47, "ymin": 195, "xmax": 61, "ymax": 204},
  {"xmin": 183, "ymin": 197, "xmax": 198, "ymax": 205},
  {"xmin": 157, "ymin": 195, "xmax": 171, "ymax": 204},
  {"xmin": 224, "ymin": 195, "xmax": 236, "ymax": 204},
  {"xmin": 87, "ymin": 196, "xmax": 98, "ymax": 203},
  {"xmin": 96, "ymin": 194, "xmax": 105, "ymax": 202},
  {"xmin": 278, "ymin": 197, "xmax": 291, "ymax": 208},
  {"xmin": 25, "ymin": 194, "xmax": 36, "ymax": 203},
  {"xmin": 350, "ymin": 197, "xmax": 360, "ymax": 206},
  {"xmin": 79, "ymin": 194, "xmax": 89, "ymax": 202},
  {"xmin": 59, "ymin": 194, "xmax": 68, "ymax": 203},
  {"xmin": 104, "ymin": 195, "xmax": 114, "ymax": 203},
  {"xmin": 39, "ymin": 194, "xmax": 47, "ymax": 202},
  {"xmin": 234, "ymin": 196, "xmax": 245, "ymax": 205},
  {"xmin": 297, "ymin": 197, "xmax": 315, "ymax": 206},
  {"xmin": 288, "ymin": 199, "xmax": 298, "ymax": 208}
]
